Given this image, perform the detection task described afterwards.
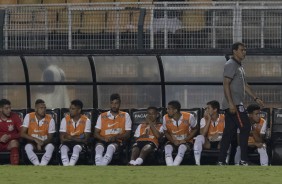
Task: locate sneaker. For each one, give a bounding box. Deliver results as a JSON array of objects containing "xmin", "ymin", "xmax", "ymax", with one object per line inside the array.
[
  {"xmin": 216, "ymin": 161, "xmax": 227, "ymax": 166},
  {"xmin": 239, "ymin": 160, "xmax": 248, "ymax": 166}
]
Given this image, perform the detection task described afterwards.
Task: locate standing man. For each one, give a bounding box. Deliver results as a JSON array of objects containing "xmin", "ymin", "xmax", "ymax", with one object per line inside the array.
[
  {"xmin": 129, "ymin": 106, "xmax": 163, "ymax": 166},
  {"xmin": 59, "ymin": 99, "xmax": 91, "ymax": 166},
  {"xmin": 21, "ymin": 99, "xmax": 56, "ymax": 166},
  {"xmin": 163, "ymin": 100, "xmax": 198, "ymax": 166},
  {"xmin": 94, "ymin": 93, "xmax": 132, "ymax": 166},
  {"xmin": 218, "ymin": 42, "xmax": 264, "ymax": 165},
  {"xmin": 234, "ymin": 104, "xmax": 269, "ymax": 166},
  {"xmin": 0, "ymin": 99, "xmax": 22, "ymax": 165}
]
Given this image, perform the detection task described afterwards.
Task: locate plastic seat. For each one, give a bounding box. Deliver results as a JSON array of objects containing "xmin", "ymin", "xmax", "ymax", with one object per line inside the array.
[
  {"xmin": 18, "ymin": 0, "xmax": 42, "ymax": 4},
  {"xmin": 0, "ymin": 0, "xmax": 17, "ymax": 5},
  {"xmin": 181, "ymin": 0, "xmax": 212, "ymax": 32},
  {"xmin": 43, "ymin": 0, "xmax": 66, "ymax": 3},
  {"xmin": 270, "ymin": 108, "xmax": 282, "ymax": 165},
  {"xmin": 67, "ymin": 0, "xmax": 89, "ymax": 3}
]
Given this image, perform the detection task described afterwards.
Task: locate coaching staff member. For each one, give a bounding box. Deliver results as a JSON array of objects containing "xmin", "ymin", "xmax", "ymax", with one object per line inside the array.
[{"xmin": 218, "ymin": 42, "xmax": 264, "ymax": 165}]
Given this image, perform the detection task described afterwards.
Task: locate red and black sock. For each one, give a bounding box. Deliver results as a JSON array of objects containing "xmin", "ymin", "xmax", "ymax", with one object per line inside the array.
[{"xmin": 10, "ymin": 147, "xmax": 19, "ymax": 165}]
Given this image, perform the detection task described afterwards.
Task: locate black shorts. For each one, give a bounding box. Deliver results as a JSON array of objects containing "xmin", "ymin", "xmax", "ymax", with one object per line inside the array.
[
  {"xmin": 210, "ymin": 141, "xmax": 220, "ymax": 150},
  {"xmin": 60, "ymin": 142, "xmax": 87, "ymax": 151},
  {"xmin": 133, "ymin": 141, "xmax": 157, "ymax": 150},
  {"xmin": 96, "ymin": 141, "xmax": 121, "ymax": 148},
  {"xmin": 166, "ymin": 141, "xmax": 193, "ymax": 151}
]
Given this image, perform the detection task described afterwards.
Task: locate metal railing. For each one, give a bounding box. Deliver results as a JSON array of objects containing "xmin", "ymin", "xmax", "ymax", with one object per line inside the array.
[{"xmin": 1, "ymin": 1, "xmax": 282, "ymax": 50}]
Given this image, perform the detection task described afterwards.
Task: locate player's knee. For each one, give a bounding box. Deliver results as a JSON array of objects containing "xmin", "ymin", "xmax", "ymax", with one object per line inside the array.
[
  {"xmin": 195, "ymin": 135, "xmax": 204, "ymax": 143},
  {"xmin": 60, "ymin": 145, "xmax": 69, "ymax": 153},
  {"xmin": 257, "ymin": 147, "xmax": 267, "ymax": 154},
  {"xmin": 25, "ymin": 144, "xmax": 33, "ymax": 152},
  {"xmin": 142, "ymin": 144, "xmax": 153, "ymax": 152},
  {"xmin": 9, "ymin": 139, "xmax": 19, "ymax": 148},
  {"xmin": 179, "ymin": 144, "xmax": 187, "ymax": 153},
  {"xmin": 108, "ymin": 144, "xmax": 117, "ymax": 153},
  {"xmin": 45, "ymin": 143, "xmax": 55, "ymax": 152}
]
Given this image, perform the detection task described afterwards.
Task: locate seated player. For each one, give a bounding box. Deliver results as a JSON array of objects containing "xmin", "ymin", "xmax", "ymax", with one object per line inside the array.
[
  {"xmin": 21, "ymin": 99, "xmax": 56, "ymax": 166},
  {"xmin": 59, "ymin": 99, "xmax": 91, "ymax": 166},
  {"xmin": 193, "ymin": 100, "xmax": 229, "ymax": 165},
  {"xmin": 0, "ymin": 99, "xmax": 21, "ymax": 165},
  {"xmin": 163, "ymin": 100, "xmax": 198, "ymax": 166},
  {"xmin": 129, "ymin": 106, "xmax": 163, "ymax": 166},
  {"xmin": 94, "ymin": 93, "xmax": 132, "ymax": 166},
  {"xmin": 234, "ymin": 104, "xmax": 269, "ymax": 166}
]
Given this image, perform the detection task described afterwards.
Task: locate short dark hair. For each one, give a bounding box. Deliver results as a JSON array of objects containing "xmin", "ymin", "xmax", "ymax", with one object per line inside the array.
[
  {"xmin": 147, "ymin": 106, "xmax": 158, "ymax": 112},
  {"xmin": 247, "ymin": 104, "xmax": 260, "ymax": 114},
  {"xmin": 71, "ymin": 99, "xmax": 83, "ymax": 110},
  {"xmin": 35, "ymin": 99, "xmax": 45, "ymax": 105},
  {"xmin": 207, "ymin": 100, "xmax": 220, "ymax": 113},
  {"xmin": 110, "ymin": 93, "xmax": 121, "ymax": 102},
  {"xmin": 168, "ymin": 100, "xmax": 181, "ymax": 112},
  {"xmin": 232, "ymin": 42, "xmax": 245, "ymax": 52},
  {"xmin": 0, "ymin": 99, "xmax": 11, "ymax": 107}
]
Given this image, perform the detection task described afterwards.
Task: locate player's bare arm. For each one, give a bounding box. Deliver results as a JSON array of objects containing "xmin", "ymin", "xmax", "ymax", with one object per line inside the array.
[
  {"xmin": 0, "ymin": 134, "xmax": 11, "ymax": 143},
  {"xmin": 20, "ymin": 126, "xmax": 43, "ymax": 145},
  {"xmin": 43, "ymin": 133, "xmax": 54, "ymax": 146},
  {"xmin": 94, "ymin": 128, "xmax": 109, "ymax": 142},
  {"xmin": 200, "ymin": 111, "xmax": 212, "ymax": 137},
  {"xmin": 184, "ymin": 125, "xmax": 198, "ymax": 143},
  {"xmin": 116, "ymin": 130, "xmax": 130, "ymax": 141},
  {"xmin": 245, "ymin": 84, "xmax": 264, "ymax": 107},
  {"xmin": 164, "ymin": 130, "xmax": 179, "ymax": 146},
  {"xmin": 223, "ymin": 77, "xmax": 236, "ymax": 114}
]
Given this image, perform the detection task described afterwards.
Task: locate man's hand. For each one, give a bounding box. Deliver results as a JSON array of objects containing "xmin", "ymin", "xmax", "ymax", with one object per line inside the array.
[
  {"xmin": 256, "ymin": 98, "xmax": 264, "ymax": 107},
  {"xmin": 209, "ymin": 133, "xmax": 220, "ymax": 141},
  {"xmin": 108, "ymin": 136, "xmax": 118, "ymax": 142},
  {"xmin": 0, "ymin": 134, "xmax": 11, "ymax": 143},
  {"xmin": 254, "ymin": 142, "xmax": 264, "ymax": 148},
  {"xmin": 229, "ymin": 103, "xmax": 237, "ymax": 114},
  {"xmin": 34, "ymin": 138, "xmax": 44, "ymax": 151},
  {"xmin": 204, "ymin": 109, "xmax": 211, "ymax": 122},
  {"xmin": 173, "ymin": 140, "xmax": 181, "ymax": 146}
]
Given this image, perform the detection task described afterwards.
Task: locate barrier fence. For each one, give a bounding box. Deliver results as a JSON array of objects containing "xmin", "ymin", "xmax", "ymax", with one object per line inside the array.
[{"xmin": 0, "ymin": 1, "xmax": 282, "ymax": 50}]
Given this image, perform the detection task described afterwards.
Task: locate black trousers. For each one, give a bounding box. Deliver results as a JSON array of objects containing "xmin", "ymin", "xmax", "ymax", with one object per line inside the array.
[{"xmin": 218, "ymin": 105, "xmax": 251, "ymax": 163}]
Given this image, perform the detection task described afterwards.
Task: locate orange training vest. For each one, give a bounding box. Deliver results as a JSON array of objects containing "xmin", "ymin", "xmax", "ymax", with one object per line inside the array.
[
  {"xmin": 165, "ymin": 112, "xmax": 193, "ymax": 142},
  {"xmin": 27, "ymin": 112, "xmax": 51, "ymax": 141},
  {"xmin": 99, "ymin": 111, "xmax": 127, "ymax": 141},
  {"xmin": 136, "ymin": 123, "xmax": 162, "ymax": 147},
  {"xmin": 65, "ymin": 114, "xmax": 88, "ymax": 137}
]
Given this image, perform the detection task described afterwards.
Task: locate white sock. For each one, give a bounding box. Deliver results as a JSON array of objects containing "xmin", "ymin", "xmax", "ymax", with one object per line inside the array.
[
  {"xmin": 101, "ymin": 144, "xmax": 116, "ymax": 166},
  {"xmin": 226, "ymin": 145, "xmax": 231, "ymax": 164},
  {"xmin": 173, "ymin": 144, "xmax": 187, "ymax": 166},
  {"xmin": 40, "ymin": 143, "xmax": 55, "ymax": 166},
  {"xmin": 257, "ymin": 147, "xmax": 269, "ymax": 166},
  {"xmin": 95, "ymin": 144, "xmax": 104, "ymax": 166},
  {"xmin": 234, "ymin": 146, "xmax": 241, "ymax": 165},
  {"xmin": 129, "ymin": 160, "xmax": 136, "ymax": 165},
  {"xmin": 60, "ymin": 145, "xmax": 70, "ymax": 166},
  {"xmin": 165, "ymin": 144, "xmax": 173, "ymax": 166},
  {"xmin": 25, "ymin": 144, "xmax": 40, "ymax": 166},
  {"xmin": 194, "ymin": 135, "xmax": 204, "ymax": 165},
  {"xmin": 69, "ymin": 145, "xmax": 82, "ymax": 166},
  {"xmin": 135, "ymin": 157, "xmax": 143, "ymax": 165}
]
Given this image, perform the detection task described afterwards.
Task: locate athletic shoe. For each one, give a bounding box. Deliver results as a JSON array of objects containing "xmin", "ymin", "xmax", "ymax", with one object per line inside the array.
[
  {"xmin": 216, "ymin": 161, "xmax": 227, "ymax": 166},
  {"xmin": 239, "ymin": 160, "xmax": 248, "ymax": 166}
]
